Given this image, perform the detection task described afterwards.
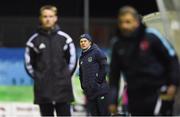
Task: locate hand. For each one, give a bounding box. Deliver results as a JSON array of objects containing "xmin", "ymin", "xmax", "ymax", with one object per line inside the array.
[
  {"xmin": 108, "ymin": 104, "xmax": 117, "ymax": 115},
  {"xmin": 160, "ymin": 85, "xmax": 176, "ymax": 101},
  {"xmin": 167, "ymin": 85, "xmax": 176, "ymax": 98}
]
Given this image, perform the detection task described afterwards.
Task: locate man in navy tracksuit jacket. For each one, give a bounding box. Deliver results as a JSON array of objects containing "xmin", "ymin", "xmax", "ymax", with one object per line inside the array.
[{"xmin": 79, "ymin": 34, "xmax": 110, "ymax": 116}]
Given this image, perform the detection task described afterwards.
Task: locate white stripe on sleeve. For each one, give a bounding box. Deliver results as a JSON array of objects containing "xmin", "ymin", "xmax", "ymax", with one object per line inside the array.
[
  {"xmin": 57, "ymin": 31, "xmax": 73, "ymax": 44},
  {"xmin": 26, "ymin": 33, "xmax": 39, "ymax": 53},
  {"xmin": 68, "ymin": 43, "xmax": 76, "ymax": 71},
  {"xmin": 25, "ymin": 47, "xmax": 34, "ymax": 77},
  {"xmin": 57, "ymin": 31, "xmax": 76, "ymax": 71},
  {"xmin": 25, "ymin": 33, "xmax": 38, "ymax": 77}
]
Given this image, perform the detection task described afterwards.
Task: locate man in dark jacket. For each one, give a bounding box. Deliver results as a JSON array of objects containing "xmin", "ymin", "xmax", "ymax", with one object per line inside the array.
[
  {"xmin": 109, "ymin": 6, "xmax": 180, "ymax": 116},
  {"xmin": 79, "ymin": 34, "xmax": 110, "ymax": 116},
  {"xmin": 24, "ymin": 5, "xmax": 77, "ymax": 116}
]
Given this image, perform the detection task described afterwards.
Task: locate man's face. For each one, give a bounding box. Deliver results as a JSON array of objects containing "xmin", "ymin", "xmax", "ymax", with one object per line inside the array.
[
  {"xmin": 118, "ymin": 13, "xmax": 140, "ymax": 37},
  {"xmin": 40, "ymin": 9, "xmax": 57, "ymax": 29},
  {"xmin": 80, "ymin": 38, "xmax": 91, "ymax": 50}
]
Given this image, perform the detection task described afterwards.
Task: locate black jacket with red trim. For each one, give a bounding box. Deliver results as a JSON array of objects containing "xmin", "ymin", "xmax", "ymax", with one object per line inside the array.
[{"xmin": 109, "ymin": 24, "xmax": 180, "ymax": 105}]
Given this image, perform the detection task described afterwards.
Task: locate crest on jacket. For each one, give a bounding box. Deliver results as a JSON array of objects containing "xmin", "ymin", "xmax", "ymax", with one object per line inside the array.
[
  {"xmin": 140, "ymin": 39, "xmax": 149, "ymax": 51},
  {"xmin": 88, "ymin": 57, "xmax": 93, "ymax": 62}
]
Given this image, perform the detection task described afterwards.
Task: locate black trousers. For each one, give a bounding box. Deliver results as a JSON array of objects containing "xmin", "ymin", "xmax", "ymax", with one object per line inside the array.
[
  {"xmin": 159, "ymin": 100, "xmax": 174, "ymax": 116},
  {"xmin": 39, "ymin": 102, "xmax": 71, "ymax": 116},
  {"xmin": 87, "ymin": 94, "xmax": 110, "ymax": 116},
  {"xmin": 129, "ymin": 94, "xmax": 174, "ymax": 116}
]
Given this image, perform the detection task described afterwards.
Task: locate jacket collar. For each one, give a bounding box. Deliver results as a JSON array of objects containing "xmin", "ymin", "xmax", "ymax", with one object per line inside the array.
[
  {"xmin": 81, "ymin": 44, "xmax": 98, "ymax": 56},
  {"xmin": 37, "ymin": 25, "xmax": 60, "ymax": 35}
]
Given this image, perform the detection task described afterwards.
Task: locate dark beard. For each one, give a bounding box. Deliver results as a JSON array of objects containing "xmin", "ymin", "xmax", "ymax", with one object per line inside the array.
[
  {"xmin": 121, "ymin": 30, "xmax": 136, "ymax": 38},
  {"xmin": 116, "ymin": 23, "xmax": 146, "ymax": 40}
]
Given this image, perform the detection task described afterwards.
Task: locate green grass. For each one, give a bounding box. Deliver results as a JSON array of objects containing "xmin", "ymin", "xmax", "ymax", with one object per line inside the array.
[
  {"xmin": 0, "ymin": 86, "xmax": 33, "ymax": 102},
  {"xmin": 0, "ymin": 76, "xmax": 84, "ymax": 103},
  {"xmin": 72, "ymin": 76, "xmax": 84, "ymax": 104}
]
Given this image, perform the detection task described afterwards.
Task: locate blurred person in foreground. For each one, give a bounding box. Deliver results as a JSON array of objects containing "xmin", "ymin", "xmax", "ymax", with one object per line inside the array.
[
  {"xmin": 109, "ymin": 6, "xmax": 180, "ymax": 116},
  {"xmin": 24, "ymin": 5, "xmax": 77, "ymax": 116},
  {"xmin": 79, "ymin": 34, "xmax": 110, "ymax": 116}
]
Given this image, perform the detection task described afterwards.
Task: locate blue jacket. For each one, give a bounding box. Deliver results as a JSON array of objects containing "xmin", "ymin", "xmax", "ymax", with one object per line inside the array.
[{"xmin": 79, "ymin": 44, "xmax": 109, "ymax": 99}]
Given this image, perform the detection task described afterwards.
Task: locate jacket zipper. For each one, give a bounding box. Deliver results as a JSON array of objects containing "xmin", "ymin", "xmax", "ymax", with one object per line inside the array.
[{"xmin": 48, "ymin": 34, "xmax": 56, "ymax": 103}]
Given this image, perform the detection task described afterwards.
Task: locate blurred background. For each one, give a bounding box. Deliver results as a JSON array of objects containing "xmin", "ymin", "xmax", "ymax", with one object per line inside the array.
[{"xmin": 0, "ymin": 0, "xmax": 180, "ymax": 116}]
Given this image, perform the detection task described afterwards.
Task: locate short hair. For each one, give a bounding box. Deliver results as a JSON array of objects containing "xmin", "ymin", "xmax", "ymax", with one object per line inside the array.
[
  {"xmin": 118, "ymin": 6, "xmax": 140, "ymax": 21},
  {"xmin": 40, "ymin": 5, "xmax": 58, "ymax": 16}
]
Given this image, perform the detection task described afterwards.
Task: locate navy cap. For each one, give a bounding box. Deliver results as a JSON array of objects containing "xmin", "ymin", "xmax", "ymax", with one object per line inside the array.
[{"xmin": 79, "ymin": 33, "xmax": 93, "ymax": 42}]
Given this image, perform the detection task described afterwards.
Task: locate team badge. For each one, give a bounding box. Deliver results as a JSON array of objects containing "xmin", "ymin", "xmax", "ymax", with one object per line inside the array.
[
  {"xmin": 88, "ymin": 57, "xmax": 93, "ymax": 62},
  {"xmin": 140, "ymin": 39, "xmax": 149, "ymax": 51}
]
